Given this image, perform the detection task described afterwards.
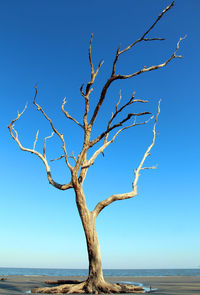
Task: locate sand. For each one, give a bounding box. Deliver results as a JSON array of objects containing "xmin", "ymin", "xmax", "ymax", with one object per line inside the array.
[{"xmin": 0, "ymin": 275, "xmax": 200, "ymax": 294}]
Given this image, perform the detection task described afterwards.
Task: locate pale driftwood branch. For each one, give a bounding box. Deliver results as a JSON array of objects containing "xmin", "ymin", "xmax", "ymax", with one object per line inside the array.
[
  {"xmin": 8, "ymin": 106, "xmax": 73, "ymax": 191},
  {"xmin": 82, "ymin": 141, "xmax": 112, "ymax": 169},
  {"xmin": 133, "ymin": 100, "xmax": 160, "ymax": 189},
  {"xmin": 71, "ymin": 152, "xmax": 77, "ymax": 163},
  {"xmin": 140, "ymin": 166, "xmax": 157, "ymax": 170},
  {"xmin": 33, "ymin": 86, "xmax": 72, "ymax": 171},
  {"xmin": 33, "ymin": 130, "xmax": 39, "ymax": 150},
  {"xmin": 50, "ymin": 152, "xmax": 77, "ymax": 164},
  {"xmin": 95, "ymin": 60, "xmax": 104, "ymax": 77},
  {"xmin": 86, "ymin": 116, "xmax": 154, "ymax": 171},
  {"xmin": 93, "ymin": 102, "xmax": 160, "ymax": 218},
  {"xmin": 93, "ymin": 191, "xmax": 137, "ymax": 219},
  {"xmin": 143, "ymin": 38, "xmax": 165, "ymax": 41},
  {"xmin": 116, "ymin": 37, "xmax": 184, "ymax": 80},
  {"xmin": 50, "ymin": 155, "xmax": 65, "ymax": 162},
  {"xmin": 43, "ymin": 131, "xmax": 54, "ymax": 157},
  {"xmin": 133, "ymin": 99, "xmax": 149, "ymax": 103},
  {"xmin": 110, "ymin": 115, "xmax": 154, "ymax": 142},
  {"xmin": 61, "ymin": 98, "xmax": 84, "ymax": 129},
  {"xmin": 115, "ymin": 90, "xmax": 122, "ymax": 112}
]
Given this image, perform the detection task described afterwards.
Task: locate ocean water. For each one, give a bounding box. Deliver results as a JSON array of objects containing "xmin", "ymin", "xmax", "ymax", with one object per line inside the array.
[{"xmin": 0, "ymin": 267, "xmax": 200, "ymax": 277}]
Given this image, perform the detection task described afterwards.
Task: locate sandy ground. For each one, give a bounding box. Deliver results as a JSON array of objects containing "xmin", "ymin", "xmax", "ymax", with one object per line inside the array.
[{"xmin": 0, "ymin": 275, "xmax": 200, "ymax": 294}]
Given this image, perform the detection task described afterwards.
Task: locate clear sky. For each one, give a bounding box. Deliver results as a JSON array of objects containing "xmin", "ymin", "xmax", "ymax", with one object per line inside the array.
[{"xmin": 0, "ymin": 0, "xmax": 200, "ymax": 270}]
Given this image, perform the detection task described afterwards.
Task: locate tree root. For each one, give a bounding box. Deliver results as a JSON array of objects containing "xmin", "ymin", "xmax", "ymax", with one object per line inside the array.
[
  {"xmin": 31, "ymin": 280, "xmax": 146, "ymax": 294},
  {"xmin": 44, "ymin": 280, "xmax": 82, "ymax": 285}
]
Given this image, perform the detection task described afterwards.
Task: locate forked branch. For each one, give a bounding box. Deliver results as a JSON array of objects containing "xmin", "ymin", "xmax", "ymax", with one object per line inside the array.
[
  {"xmin": 90, "ymin": 92, "xmax": 150, "ymax": 146},
  {"xmin": 111, "ymin": 1, "xmax": 174, "ymax": 76},
  {"xmin": 8, "ymin": 105, "xmax": 73, "ymax": 190},
  {"xmin": 61, "ymin": 98, "xmax": 84, "ymax": 129},
  {"xmin": 93, "ymin": 101, "xmax": 161, "ymax": 218},
  {"xmin": 83, "ymin": 115, "xmax": 153, "ymax": 173},
  {"xmin": 117, "ymin": 36, "xmax": 185, "ymax": 80},
  {"xmin": 133, "ymin": 100, "xmax": 161, "ymax": 189},
  {"xmin": 43, "ymin": 131, "xmax": 54, "ymax": 157},
  {"xmin": 91, "ymin": 110, "xmax": 151, "ymax": 146},
  {"xmin": 89, "ymin": 2, "xmax": 182, "ymax": 129},
  {"xmin": 118, "ymin": 2, "xmax": 174, "ymax": 56},
  {"xmin": 81, "ymin": 35, "xmax": 104, "ymax": 129},
  {"xmin": 33, "ymin": 86, "xmax": 72, "ymax": 171}
]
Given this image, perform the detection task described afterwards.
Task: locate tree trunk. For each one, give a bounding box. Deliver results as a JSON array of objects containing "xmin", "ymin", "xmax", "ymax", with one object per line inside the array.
[
  {"xmin": 75, "ymin": 189, "xmax": 105, "ymax": 290},
  {"xmin": 32, "ymin": 188, "xmax": 145, "ymax": 293},
  {"xmin": 85, "ymin": 214, "xmax": 104, "ymax": 284}
]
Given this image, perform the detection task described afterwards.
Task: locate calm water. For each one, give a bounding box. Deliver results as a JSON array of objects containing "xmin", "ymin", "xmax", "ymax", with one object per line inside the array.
[{"xmin": 0, "ymin": 267, "xmax": 200, "ymax": 277}]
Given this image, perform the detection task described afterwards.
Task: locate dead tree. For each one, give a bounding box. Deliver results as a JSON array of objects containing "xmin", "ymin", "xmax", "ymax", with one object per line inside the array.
[{"xmin": 8, "ymin": 2, "xmax": 183, "ymax": 293}]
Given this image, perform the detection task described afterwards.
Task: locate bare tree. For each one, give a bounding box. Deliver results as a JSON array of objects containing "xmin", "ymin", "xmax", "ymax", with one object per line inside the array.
[{"xmin": 8, "ymin": 1, "xmax": 183, "ymax": 293}]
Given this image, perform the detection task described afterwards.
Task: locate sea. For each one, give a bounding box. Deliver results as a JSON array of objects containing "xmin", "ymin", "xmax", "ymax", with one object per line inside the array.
[{"xmin": 0, "ymin": 267, "xmax": 200, "ymax": 277}]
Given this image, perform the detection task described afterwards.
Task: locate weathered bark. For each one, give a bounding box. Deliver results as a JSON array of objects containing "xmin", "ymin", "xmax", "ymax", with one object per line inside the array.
[
  {"xmin": 74, "ymin": 188, "xmax": 105, "ymax": 289},
  {"xmin": 32, "ymin": 187, "xmax": 146, "ymax": 293}
]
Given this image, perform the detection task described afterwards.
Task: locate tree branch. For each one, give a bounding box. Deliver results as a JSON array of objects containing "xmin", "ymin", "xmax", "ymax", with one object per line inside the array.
[
  {"xmin": 8, "ymin": 105, "xmax": 73, "ymax": 190},
  {"xmin": 133, "ymin": 100, "xmax": 160, "ymax": 190},
  {"xmin": 119, "ymin": 2, "xmax": 174, "ymax": 55},
  {"xmin": 88, "ymin": 2, "xmax": 178, "ymax": 129},
  {"xmin": 50, "ymin": 152, "xmax": 77, "ymax": 164},
  {"xmin": 73, "ymin": 36, "xmax": 105, "ymax": 176},
  {"xmin": 116, "ymin": 36, "xmax": 185, "ymax": 80},
  {"xmin": 91, "ymin": 110, "xmax": 151, "ymax": 147},
  {"xmin": 143, "ymin": 38, "xmax": 165, "ymax": 41},
  {"xmin": 43, "ymin": 131, "xmax": 54, "ymax": 157},
  {"xmin": 33, "ymin": 129, "xmax": 39, "ymax": 151},
  {"xmin": 93, "ymin": 101, "xmax": 160, "ymax": 218},
  {"xmin": 61, "ymin": 97, "xmax": 84, "ymax": 129},
  {"xmin": 89, "ymin": 76, "xmax": 116, "ymax": 127},
  {"xmin": 50, "ymin": 155, "xmax": 65, "ymax": 162},
  {"xmin": 33, "ymin": 86, "xmax": 72, "ymax": 171},
  {"xmin": 103, "ymin": 92, "xmax": 148, "ymax": 143},
  {"xmin": 85, "ymin": 115, "xmax": 153, "ymax": 171},
  {"xmin": 88, "ymin": 33, "xmax": 94, "ymax": 78},
  {"xmin": 81, "ymin": 35, "xmax": 104, "ymax": 129}
]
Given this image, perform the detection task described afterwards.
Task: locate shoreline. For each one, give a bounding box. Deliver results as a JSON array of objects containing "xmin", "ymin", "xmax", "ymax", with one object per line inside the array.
[{"xmin": 0, "ymin": 275, "xmax": 200, "ymax": 294}]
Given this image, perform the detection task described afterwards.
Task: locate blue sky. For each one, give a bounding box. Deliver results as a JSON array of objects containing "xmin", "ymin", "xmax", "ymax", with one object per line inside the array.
[{"xmin": 0, "ymin": 0, "xmax": 200, "ymax": 269}]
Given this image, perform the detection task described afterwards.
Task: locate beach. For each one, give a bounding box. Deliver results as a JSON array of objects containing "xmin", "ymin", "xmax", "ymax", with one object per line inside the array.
[{"xmin": 0, "ymin": 275, "xmax": 200, "ymax": 295}]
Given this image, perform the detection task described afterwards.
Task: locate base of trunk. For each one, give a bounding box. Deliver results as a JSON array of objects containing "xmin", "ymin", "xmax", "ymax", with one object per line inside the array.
[{"xmin": 31, "ymin": 279, "xmax": 147, "ymax": 294}]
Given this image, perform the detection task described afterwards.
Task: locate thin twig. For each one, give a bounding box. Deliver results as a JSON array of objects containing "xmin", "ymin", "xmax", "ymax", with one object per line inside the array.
[
  {"xmin": 8, "ymin": 105, "xmax": 72, "ymax": 190},
  {"xmin": 43, "ymin": 131, "xmax": 54, "ymax": 157},
  {"xmin": 61, "ymin": 97, "xmax": 84, "ymax": 129},
  {"xmin": 33, "ymin": 86, "xmax": 72, "ymax": 171},
  {"xmin": 33, "ymin": 130, "xmax": 39, "ymax": 150}
]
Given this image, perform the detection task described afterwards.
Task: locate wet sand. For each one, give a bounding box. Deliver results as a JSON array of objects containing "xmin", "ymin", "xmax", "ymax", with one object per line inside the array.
[{"xmin": 0, "ymin": 275, "xmax": 200, "ymax": 294}]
